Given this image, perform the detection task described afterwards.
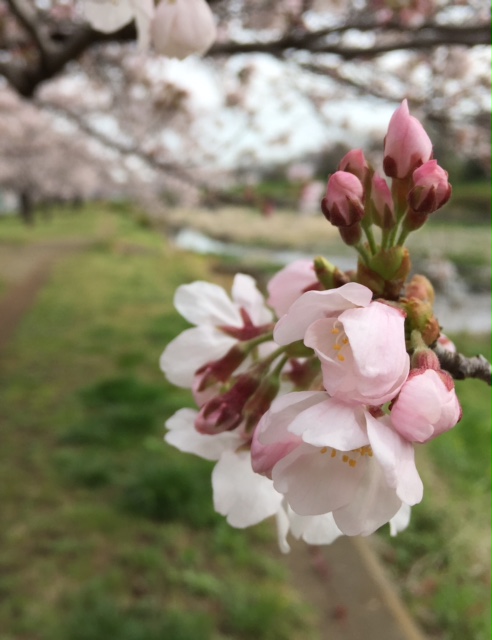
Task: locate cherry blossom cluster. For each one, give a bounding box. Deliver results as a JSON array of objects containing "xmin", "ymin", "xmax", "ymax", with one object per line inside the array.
[
  {"xmin": 160, "ymin": 101, "xmax": 463, "ymax": 551},
  {"xmin": 82, "ymin": 0, "xmax": 216, "ymax": 59}
]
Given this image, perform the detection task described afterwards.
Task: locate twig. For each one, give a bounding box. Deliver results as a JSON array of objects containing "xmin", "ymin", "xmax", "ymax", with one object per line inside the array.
[{"xmin": 434, "ymin": 343, "xmax": 492, "ymax": 386}]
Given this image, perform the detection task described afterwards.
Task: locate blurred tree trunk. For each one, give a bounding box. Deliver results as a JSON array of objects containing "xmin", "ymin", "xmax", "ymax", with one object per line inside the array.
[{"xmin": 19, "ymin": 189, "xmax": 34, "ymax": 225}]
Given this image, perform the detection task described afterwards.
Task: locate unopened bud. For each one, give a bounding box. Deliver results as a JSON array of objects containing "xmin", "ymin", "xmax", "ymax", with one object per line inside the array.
[
  {"xmin": 405, "ymin": 274, "xmax": 435, "ymax": 304},
  {"xmin": 195, "ymin": 344, "xmax": 249, "ymax": 392},
  {"xmin": 321, "ymin": 171, "xmax": 365, "ymax": 227},
  {"xmin": 383, "ymin": 99, "xmax": 433, "ymax": 179},
  {"xmin": 313, "ymin": 256, "xmax": 349, "ymax": 289},
  {"xmin": 404, "ymin": 299, "xmax": 440, "ymax": 346},
  {"xmin": 243, "ymin": 375, "xmax": 280, "ymax": 433},
  {"xmin": 408, "ymin": 160, "xmax": 452, "ymax": 214},
  {"xmin": 369, "ymin": 173, "xmax": 395, "ymax": 229},
  {"xmin": 338, "ymin": 149, "xmax": 372, "ymax": 188},
  {"xmin": 411, "ymin": 346, "xmax": 440, "ymax": 370},
  {"xmin": 195, "ymin": 374, "xmax": 260, "ymax": 434}
]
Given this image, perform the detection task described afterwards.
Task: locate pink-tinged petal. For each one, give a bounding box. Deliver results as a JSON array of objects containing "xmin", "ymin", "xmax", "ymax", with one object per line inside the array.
[
  {"xmin": 83, "ymin": 0, "xmax": 134, "ymax": 33},
  {"xmin": 151, "ymin": 0, "xmax": 216, "ymax": 59},
  {"xmin": 365, "ymin": 413, "xmax": 423, "ymax": 506},
  {"xmin": 251, "ymin": 422, "xmax": 300, "ymax": 478},
  {"xmin": 389, "ymin": 503, "xmax": 411, "ymax": 536},
  {"xmin": 274, "ymin": 283, "xmax": 373, "ymax": 345},
  {"xmin": 288, "ymin": 508, "xmax": 342, "ymax": 546},
  {"xmin": 333, "ymin": 462, "xmax": 402, "ymax": 536},
  {"xmin": 267, "ymin": 259, "xmax": 318, "ymax": 317},
  {"xmin": 165, "ymin": 408, "xmax": 241, "ymax": 461},
  {"xmin": 287, "ymin": 397, "xmax": 369, "ymax": 451},
  {"xmin": 160, "ymin": 326, "xmax": 236, "ymax": 387},
  {"xmin": 212, "ymin": 450, "xmax": 283, "ymax": 527},
  {"xmin": 256, "ymin": 391, "xmax": 327, "ymax": 445},
  {"xmin": 272, "ymin": 443, "xmax": 365, "ymax": 516},
  {"xmin": 339, "ymin": 303, "xmax": 409, "ymax": 404},
  {"xmin": 174, "ymin": 281, "xmax": 242, "ymax": 327},
  {"xmin": 231, "ymin": 273, "xmax": 272, "ymax": 325},
  {"xmin": 390, "ymin": 369, "xmax": 461, "ymax": 443}
]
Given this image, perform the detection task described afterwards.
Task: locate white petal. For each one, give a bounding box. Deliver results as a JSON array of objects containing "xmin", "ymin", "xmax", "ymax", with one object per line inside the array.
[
  {"xmin": 174, "ymin": 281, "xmax": 242, "ymax": 327},
  {"xmin": 272, "ymin": 443, "xmax": 364, "ymax": 516},
  {"xmin": 83, "ymin": 0, "xmax": 134, "ymax": 33},
  {"xmin": 287, "ymin": 397, "xmax": 369, "ymax": 451},
  {"xmin": 288, "ymin": 508, "xmax": 342, "ymax": 545},
  {"xmin": 257, "ymin": 391, "xmax": 327, "ymax": 445},
  {"xmin": 275, "ymin": 504, "xmax": 291, "ymax": 553},
  {"xmin": 212, "ymin": 450, "xmax": 283, "ymax": 528},
  {"xmin": 333, "ymin": 462, "xmax": 402, "ymax": 536},
  {"xmin": 165, "ymin": 408, "xmax": 241, "ymax": 461},
  {"xmin": 232, "ymin": 273, "xmax": 273, "ymax": 325},
  {"xmin": 389, "ymin": 503, "xmax": 412, "ymax": 536},
  {"xmin": 274, "ymin": 283, "xmax": 372, "ymax": 346},
  {"xmin": 365, "ymin": 413, "xmax": 423, "ymax": 506},
  {"xmin": 160, "ymin": 326, "xmax": 236, "ymax": 387}
]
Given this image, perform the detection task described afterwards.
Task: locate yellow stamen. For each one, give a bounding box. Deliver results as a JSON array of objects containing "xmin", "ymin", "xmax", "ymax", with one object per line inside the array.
[
  {"xmin": 320, "ymin": 447, "xmax": 328, "ymax": 454},
  {"xmin": 331, "ymin": 449, "xmax": 337, "ymax": 457},
  {"xmin": 349, "ymin": 459, "xmax": 357, "ymax": 467},
  {"xmin": 342, "ymin": 454, "xmax": 349, "ymax": 463},
  {"xmin": 337, "ymin": 354, "xmax": 345, "ymax": 362}
]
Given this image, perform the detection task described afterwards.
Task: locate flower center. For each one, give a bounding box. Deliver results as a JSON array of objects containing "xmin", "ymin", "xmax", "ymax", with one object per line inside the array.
[
  {"xmin": 331, "ymin": 322, "xmax": 350, "ymax": 362},
  {"xmin": 319, "ymin": 445, "xmax": 373, "ymax": 468}
]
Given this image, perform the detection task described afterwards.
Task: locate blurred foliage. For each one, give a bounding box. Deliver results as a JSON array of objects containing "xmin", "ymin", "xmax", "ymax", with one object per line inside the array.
[{"xmin": 0, "ymin": 206, "xmax": 317, "ymax": 640}]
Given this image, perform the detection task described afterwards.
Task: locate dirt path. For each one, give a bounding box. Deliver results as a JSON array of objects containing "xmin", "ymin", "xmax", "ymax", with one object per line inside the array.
[{"xmin": 0, "ymin": 240, "xmax": 427, "ymax": 640}]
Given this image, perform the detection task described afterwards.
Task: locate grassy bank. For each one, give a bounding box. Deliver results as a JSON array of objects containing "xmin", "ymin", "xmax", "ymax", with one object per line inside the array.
[
  {"xmin": 0, "ymin": 205, "xmax": 490, "ymax": 640},
  {"xmin": 0, "ymin": 209, "xmax": 318, "ymax": 640}
]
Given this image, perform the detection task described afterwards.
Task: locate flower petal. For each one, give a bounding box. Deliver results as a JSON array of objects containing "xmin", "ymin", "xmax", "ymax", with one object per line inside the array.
[
  {"xmin": 389, "ymin": 503, "xmax": 412, "ymax": 536},
  {"xmin": 287, "ymin": 397, "xmax": 369, "ymax": 451},
  {"xmin": 288, "ymin": 508, "xmax": 342, "ymax": 546},
  {"xmin": 212, "ymin": 450, "xmax": 283, "ymax": 527},
  {"xmin": 232, "ymin": 273, "xmax": 272, "ymax": 325},
  {"xmin": 272, "ymin": 443, "xmax": 365, "ymax": 516},
  {"xmin": 160, "ymin": 326, "xmax": 236, "ymax": 387},
  {"xmin": 273, "ymin": 283, "xmax": 373, "ymax": 345},
  {"xmin": 165, "ymin": 408, "xmax": 241, "ymax": 461},
  {"xmin": 267, "ymin": 259, "xmax": 317, "ymax": 317},
  {"xmin": 333, "ymin": 462, "xmax": 402, "ymax": 536},
  {"xmin": 256, "ymin": 391, "xmax": 327, "ymax": 445},
  {"xmin": 365, "ymin": 413, "xmax": 423, "ymax": 506},
  {"xmin": 174, "ymin": 281, "xmax": 242, "ymax": 327}
]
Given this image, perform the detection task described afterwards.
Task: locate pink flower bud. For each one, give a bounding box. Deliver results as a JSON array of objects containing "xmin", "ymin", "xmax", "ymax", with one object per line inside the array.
[
  {"xmin": 383, "ymin": 100, "xmax": 433, "ymax": 179},
  {"xmin": 338, "ymin": 149, "xmax": 371, "ymax": 185},
  {"xmin": 195, "ymin": 374, "xmax": 260, "ymax": 434},
  {"xmin": 408, "ymin": 160, "xmax": 452, "ymax": 214},
  {"xmin": 369, "ymin": 173, "xmax": 395, "ymax": 229},
  {"xmin": 321, "ymin": 171, "xmax": 365, "ymax": 227},
  {"xmin": 391, "ymin": 368, "xmax": 462, "ymax": 443},
  {"xmin": 251, "ymin": 422, "xmax": 299, "ymax": 479}
]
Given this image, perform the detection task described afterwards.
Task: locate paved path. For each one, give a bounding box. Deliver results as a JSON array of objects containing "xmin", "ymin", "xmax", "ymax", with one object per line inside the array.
[{"xmin": 0, "ymin": 240, "xmax": 427, "ymax": 640}]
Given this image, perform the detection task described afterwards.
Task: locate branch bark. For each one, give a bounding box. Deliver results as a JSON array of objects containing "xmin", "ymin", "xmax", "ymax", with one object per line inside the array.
[{"xmin": 434, "ymin": 343, "xmax": 492, "ymax": 386}]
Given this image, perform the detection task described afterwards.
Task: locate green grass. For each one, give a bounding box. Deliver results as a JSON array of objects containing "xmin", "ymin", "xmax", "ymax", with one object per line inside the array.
[{"xmin": 0, "ymin": 208, "xmax": 318, "ymax": 640}]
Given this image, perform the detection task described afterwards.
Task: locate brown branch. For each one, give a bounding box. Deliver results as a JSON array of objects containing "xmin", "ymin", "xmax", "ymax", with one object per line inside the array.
[
  {"xmin": 208, "ymin": 23, "xmax": 491, "ymax": 58},
  {"xmin": 434, "ymin": 343, "xmax": 492, "ymax": 385}
]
